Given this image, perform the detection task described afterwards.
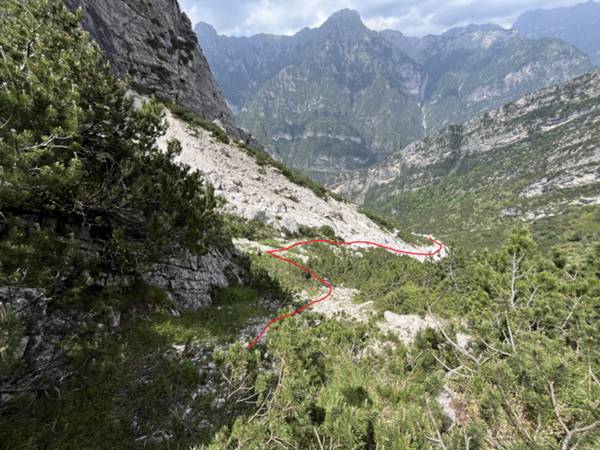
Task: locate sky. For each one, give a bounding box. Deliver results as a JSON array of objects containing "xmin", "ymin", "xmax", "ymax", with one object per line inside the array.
[{"xmin": 179, "ymin": 0, "xmax": 590, "ymax": 37}]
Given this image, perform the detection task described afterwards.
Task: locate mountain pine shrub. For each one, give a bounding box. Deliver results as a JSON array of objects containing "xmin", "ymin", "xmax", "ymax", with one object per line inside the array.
[{"xmin": 0, "ymin": 0, "xmax": 225, "ymax": 294}]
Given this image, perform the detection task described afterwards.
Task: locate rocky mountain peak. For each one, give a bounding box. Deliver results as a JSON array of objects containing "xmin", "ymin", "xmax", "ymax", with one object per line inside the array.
[
  {"xmin": 443, "ymin": 23, "xmax": 506, "ymax": 36},
  {"xmin": 319, "ymin": 9, "xmax": 367, "ymax": 34},
  {"xmin": 195, "ymin": 4, "xmax": 592, "ymax": 183},
  {"xmin": 513, "ymin": 0, "xmax": 600, "ymax": 65},
  {"xmin": 195, "ymin": 21, "xmax": 219, "ymax": 38}
]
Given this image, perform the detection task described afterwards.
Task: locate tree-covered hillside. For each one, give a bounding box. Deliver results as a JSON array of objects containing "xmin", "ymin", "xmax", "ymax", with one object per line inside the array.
[
  {"xmin": 0, "ymin": 0, "xmax": 232, "ymax": 416},
  {"xmin": 201, "ymin": 229, "xmax": 599, "ymax": 449},
  {"xmin": 338, "ymin": 70, "xmax": 600, "ymax": 258},
  {"xmin": 0, "ymin": 0, "xmax": 226, "ymax": 292},
  {"xmin": 0, "ymin": 1, "xmax": 598, "ymax": 449}
]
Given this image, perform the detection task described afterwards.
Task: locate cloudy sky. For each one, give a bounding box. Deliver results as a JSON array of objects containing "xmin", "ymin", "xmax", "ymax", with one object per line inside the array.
[{"xmin": 179, "ymin": 0, "xmax": 588, "ymax": 37}]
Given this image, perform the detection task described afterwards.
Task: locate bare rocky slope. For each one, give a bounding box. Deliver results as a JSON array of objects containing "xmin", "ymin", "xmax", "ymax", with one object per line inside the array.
[
  {"xmin": 158, "ymin": 111, "xmax": 444, "ymax": 259},
  {"xmin": 336, "ymin": 70, "xmax": 600, "ymax": 245},
  {"xmin": 67, "ymin": 0, "xmax": 238, "ymax": 136}
]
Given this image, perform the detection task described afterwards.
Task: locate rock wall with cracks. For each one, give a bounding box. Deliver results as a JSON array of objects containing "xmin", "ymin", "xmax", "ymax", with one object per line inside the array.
[{"xmin": 67, "ymin": 0, "xmax": 240, "ymax": 138}]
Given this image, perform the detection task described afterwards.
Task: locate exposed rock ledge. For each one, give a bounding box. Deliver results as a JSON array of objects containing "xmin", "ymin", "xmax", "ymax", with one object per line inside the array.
[
  {"xmin": 145, "ymin": 248, "xmax": 244, "ymax": 310},
  {"xmin": 0, "ymin": 245, "xmax": 245, "ymax": 402}
]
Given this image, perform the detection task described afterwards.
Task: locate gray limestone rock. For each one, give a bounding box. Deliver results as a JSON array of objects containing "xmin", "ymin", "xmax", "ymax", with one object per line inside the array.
[
  {"xmin": 67, "ymin": 0, "xmax": 239, "ymax": 137},
  {"xmin": 146, "ymin": 248, "xmax": 245, "ymax": 310}
]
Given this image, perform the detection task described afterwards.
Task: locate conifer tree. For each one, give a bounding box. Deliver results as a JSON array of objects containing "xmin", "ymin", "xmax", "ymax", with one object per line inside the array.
[{"xmin": 0, "ymin": 0, "xmax": 224, "ymax": 292}]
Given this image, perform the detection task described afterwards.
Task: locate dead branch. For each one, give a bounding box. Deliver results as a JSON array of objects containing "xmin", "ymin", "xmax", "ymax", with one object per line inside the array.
[
  {"xmin": 526, "ymin": 284, "xmax": 539, "ymax": 307},
  {"xmin": 561, "ymin": 296, "xmax": 583, "ymax": 333},
  {"xmin": 504, "ymin": 312, "xmax": 516, "ymax": 353},
  {"xmin": 432, "ymin": 354, "xmax": 470, "ymax": 379},
  {"xmin": 548, "ymin": 379, "xmax": 600, "ymax": 450},
  {"xmin": 427, "ymin": 302, "xmax": 481, "ymax": 366},
  {"xmin": 508, "ymin": 252, "xmax": 523, "ymax": 309},
  {"xmin": 313, "ymin": 427, "xmax": 325, "ymax": 450},
  {"xmin": 480, "ymin": 339, "xmax": 512, "ymax": 357},
  {"xmin": 425, "ymin": 397, "xmax": 449, "ymax": 450}
]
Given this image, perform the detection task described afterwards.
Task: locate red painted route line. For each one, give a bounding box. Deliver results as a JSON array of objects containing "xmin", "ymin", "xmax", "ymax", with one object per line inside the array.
[{"xmin": 246, "ymin": 237, "xmax": 444, "ymax": 350}]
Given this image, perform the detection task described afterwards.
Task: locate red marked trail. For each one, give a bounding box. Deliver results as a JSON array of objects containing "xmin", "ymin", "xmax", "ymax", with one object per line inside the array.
[{"xmin": 246, "ymin": 237, "xmax": 444, "ymax": 350}]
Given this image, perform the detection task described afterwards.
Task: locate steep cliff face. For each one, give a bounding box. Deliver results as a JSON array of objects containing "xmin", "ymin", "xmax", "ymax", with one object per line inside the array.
[
  {"xmin": 199, "ymin": 10, "xmax": 425, "ymax": 182},
  {"xmin": 336, "ymin": 70, "xmax": 600, "ymax": 243},
  {"xmin": 67, "ymin": 0, "xmax": 237, "ymax": 134},
  {"xmin": 381, "ymin": 27, "xmax": 592, "ymax": 132}
]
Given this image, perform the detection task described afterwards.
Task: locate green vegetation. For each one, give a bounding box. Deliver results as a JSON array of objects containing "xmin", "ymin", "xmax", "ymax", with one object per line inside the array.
[
  {"xmin": 169, "ymin": 102, "xmax": 230, "ymax": 144},
  {"xmin": 202, "ymin": 229, "xmax": 600, "ymax": 449},
  {"xmin": 0, "ymin": 0, "xmax": 229, "ymax": 435},
  {"xmin": 238, "ymin": 142, "xmax": 334, "ymax": 200},
  {"xmin": 0, "ymin": 0, "xmax": 226, "ymax": 294},
  {"xmin": 223, "ymin": 214, "xmax": 280, "ymax": 241},
  {"xmin": 1, "ymin": 284, "xmax": 205, "ymax": 449},
  {"xmin": 295, "ymin": 224, "xmax": 340, "ymax": 241},
  {"xmin": 0, "ymin": 281, "xmax": 287, "ymax": 449},
  {"xmin": 1, "ymin": 1, "xmax": 598, "ymax": 449},
  {"xmin": 364, "ymin": 91, "xmax": 600, "ymax": 254},
  {"xmin": 532, "ymin": 205, "xmax": 600, "ymax": 265},
  {"xmin": 359, "ymin": 206, "xmax": 428, "ymax": 245}
]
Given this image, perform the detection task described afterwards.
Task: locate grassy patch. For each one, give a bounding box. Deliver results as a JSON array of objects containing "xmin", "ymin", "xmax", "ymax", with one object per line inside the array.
[
  {"xmin": 0, "ymin": 267, "xmax": 291, "ymax": 449},
  {"xmin": 0, "ymin": 308, "xmax": 204, "ymax": 449},
  {"xmin": 153, "ymin": 286, "xmax": 271, "ymax": 345},
  {"xmin": 532, "ymin": 204, "xmax": 600, "ymax": 267},
  {"xmin": 358, "ymin": 207, "xmax": 429, "ymax": 245}
]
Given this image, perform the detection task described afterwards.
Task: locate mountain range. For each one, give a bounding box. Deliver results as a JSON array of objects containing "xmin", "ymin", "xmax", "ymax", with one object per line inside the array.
[
  {"xmin": 196, "ymin": 9, "xmax": 592, "ymax": 182},
  {"xmin": 336, "ymin": 69, "xmax": 600, "ymax": 249},
  {"xmin": 3, "ymin": 1, "xmax": 600, "ymax": 448},
  {"xmin": 514, "ymin": 0, "xmax": 600, "ymax": 66}
]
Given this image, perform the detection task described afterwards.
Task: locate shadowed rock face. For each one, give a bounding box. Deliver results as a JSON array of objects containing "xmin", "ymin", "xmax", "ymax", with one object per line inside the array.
[{"xmin": 67, "ymin": 0, "xmax": 238, "ymax": 136}]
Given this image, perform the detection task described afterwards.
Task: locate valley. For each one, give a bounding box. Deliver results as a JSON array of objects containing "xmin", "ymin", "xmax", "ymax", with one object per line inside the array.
[
  {"xmin": 1, "ymin": 1, "xmax": 599, "ymax": 449},
  {"xmin": 198, "ymin": 10, "xmax": 591, "ymax": 182},
  {"xmin": 336, "ymin": 70, "xmax": 600, "ymax": 256}
]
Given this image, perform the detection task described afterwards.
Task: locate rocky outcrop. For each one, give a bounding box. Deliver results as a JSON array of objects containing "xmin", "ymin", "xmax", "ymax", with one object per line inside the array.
[
  {"xmin": 0, "ymin": 287, "xmax": 98, "ymax": 402},
  {"xmin": 67, "ymin": 0, "xmax": 238, "ymax": 136},
  {"xmin": 146, "ymin": 248, "xmax": 245, "ymax": 310},
  {"xmin": 0, "ymin": 245, "xmax": 245, "ymax": 401}
]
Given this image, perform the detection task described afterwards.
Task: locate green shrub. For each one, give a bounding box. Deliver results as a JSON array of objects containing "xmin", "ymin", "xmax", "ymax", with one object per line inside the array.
[
  {"xmin": 238, "ymin": 142, "xmax": 334, "ymax": 199},
  {"xmin": 0, "ymin": 0, "xmax": 226, "ymax": 291},
  {"xmin": 203, "ymin": 229, "xmax": 600, "ymax": 448},
  {"xmin": 223, "ymin": 214, "xmax": 279, "ymax": 241},
  {"xmin": 169, "ymin": 102, "xmax": 230, "ymax": 144},
  {"xmin": 296, "ymin": 224, "xmax": 339, "ymax": 240}
]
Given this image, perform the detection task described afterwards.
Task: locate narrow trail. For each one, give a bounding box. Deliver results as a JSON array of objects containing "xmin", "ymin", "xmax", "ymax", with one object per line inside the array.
[{"xmin": 246, "ymin": 237, "xmax": 444, "ymax": 349}]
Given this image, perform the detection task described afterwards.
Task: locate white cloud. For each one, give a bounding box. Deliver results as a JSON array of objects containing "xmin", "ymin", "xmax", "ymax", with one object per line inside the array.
[{"xmin": 180, "ymin": 0, "xmax": 591, "ymax": 37}]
